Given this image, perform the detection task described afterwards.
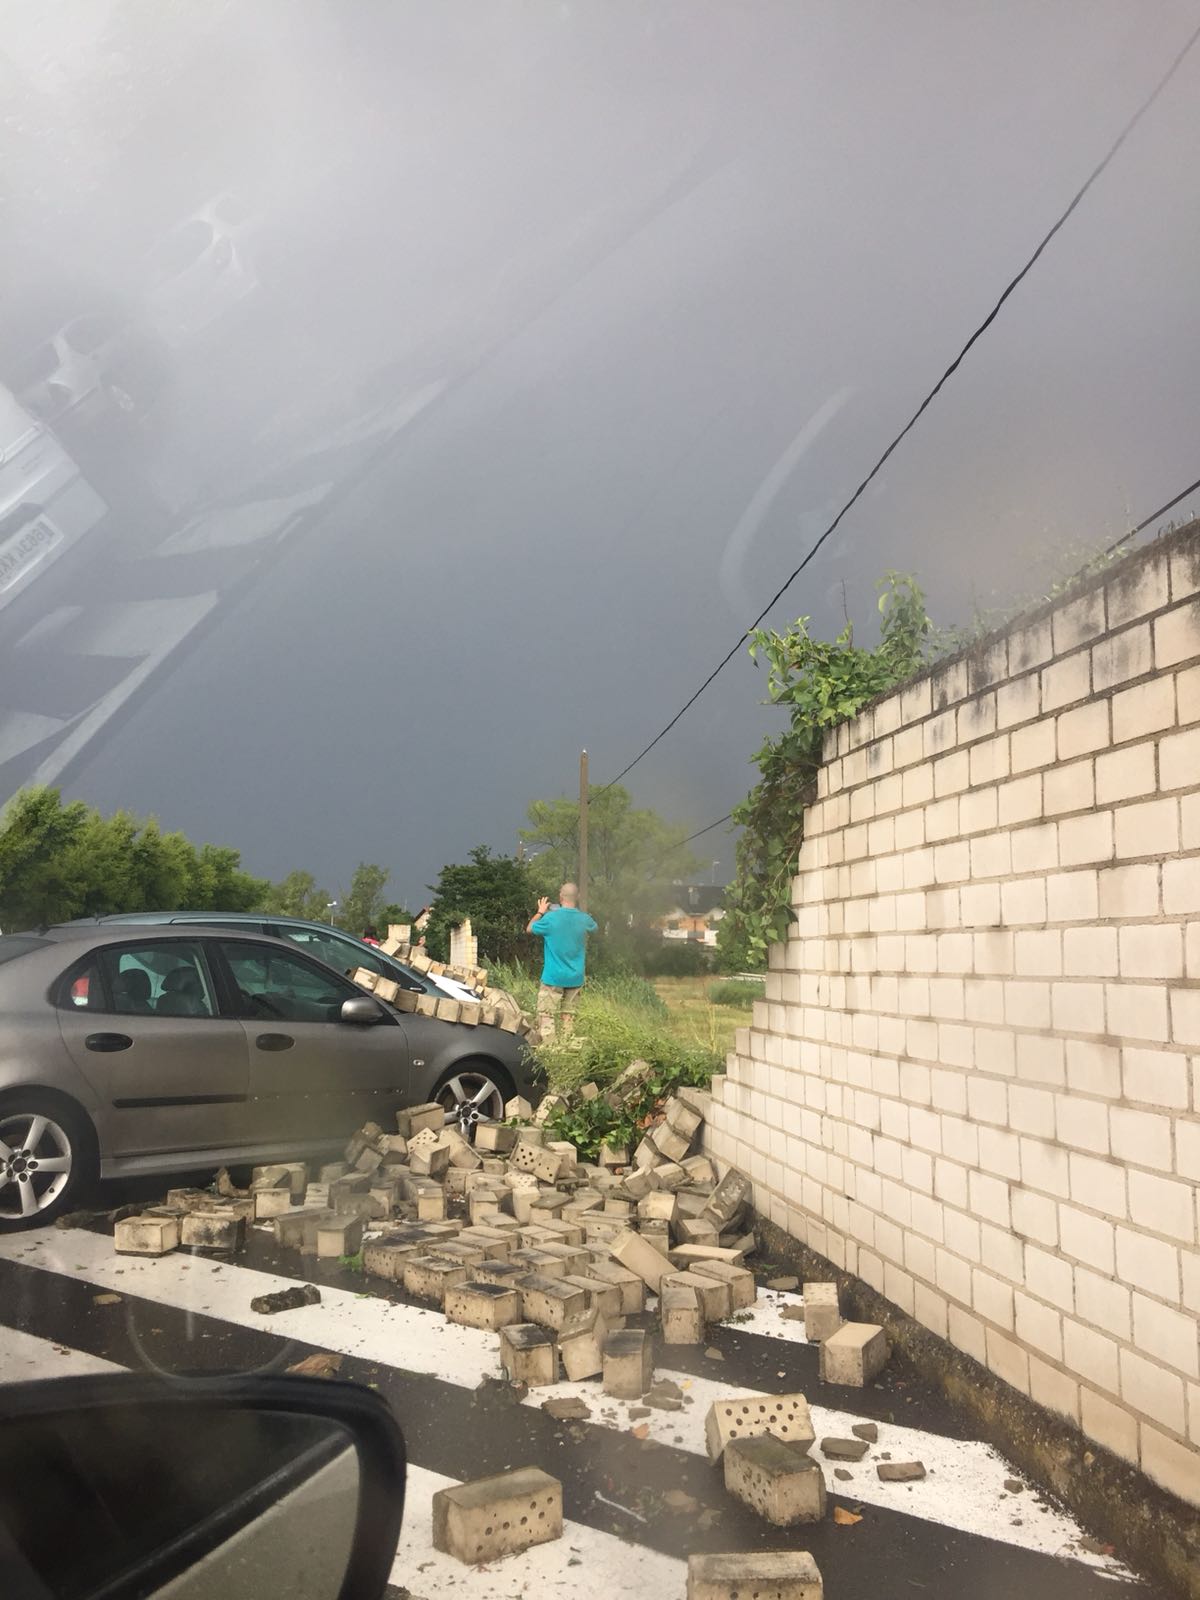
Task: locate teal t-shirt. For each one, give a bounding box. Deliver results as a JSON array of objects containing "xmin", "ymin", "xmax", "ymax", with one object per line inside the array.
[{"xmin": 530, "ymin": 906, "xmax": 598, "ymax": 988}]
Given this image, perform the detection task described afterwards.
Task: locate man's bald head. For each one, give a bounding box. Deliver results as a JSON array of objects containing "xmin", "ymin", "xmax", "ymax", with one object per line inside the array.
[{"xmin": 560, "ymin": 882, "xmax": 579, "ymax": 906}]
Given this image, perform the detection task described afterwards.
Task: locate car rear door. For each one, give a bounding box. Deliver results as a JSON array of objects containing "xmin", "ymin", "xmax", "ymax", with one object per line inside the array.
[
  {"xmin": 209, "ymin": 937, "xmax": 413, "ymax": 1142},
  {"xmin": 55, "ymin": 938, "xmax": 250, "ymax": 1159}
]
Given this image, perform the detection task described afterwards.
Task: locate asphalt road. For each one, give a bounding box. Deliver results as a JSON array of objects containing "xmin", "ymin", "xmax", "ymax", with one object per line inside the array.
[{"xmin": 0, "ymin": 1189, "xmax": 1162, "ymax": 1600}]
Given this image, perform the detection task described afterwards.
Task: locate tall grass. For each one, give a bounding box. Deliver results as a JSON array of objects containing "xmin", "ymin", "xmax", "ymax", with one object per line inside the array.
[{"xmin": 489, "ymin": 959, "xmax": 715, "ymax": 1096}]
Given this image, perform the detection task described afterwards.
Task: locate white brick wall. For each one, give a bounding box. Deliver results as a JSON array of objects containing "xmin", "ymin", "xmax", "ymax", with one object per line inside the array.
[{"xmin": 707, "ymin": 528, "xmax": 1200, "ymax": 1509}]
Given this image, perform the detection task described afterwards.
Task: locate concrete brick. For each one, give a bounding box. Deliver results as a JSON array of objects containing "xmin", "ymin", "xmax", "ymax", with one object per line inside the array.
[
  {"xmin": 1163, "ymin": 859, "xmax": 1200, "ymax": 914},
  {"xmin": 704, "ymin": 1393, "xmax": 815, "ymax": 1464},
  {"xmin": 1041, "ymin": 652, "xmax": 1090, "ymax": 712},
  {"xmin": 724, "ymin": 1437, "xmax": 827, "ymax": 1526},
  {"xmin": 499, "ymin": 1323, "xmax": 559, "ymax": 1386},
  {"xmin": 432, "ymin": 1467, "xmax": 562, "ymax": 1564},
  {"xmin": 1113, "ymin": 677, "xmax": 1176, "ymax": 743},
  {"xmin": 558, "ymin": 1308, "xmax": 613, "ymax": 1379},
  {"xmin": 396, "ymin": 1102, "xmax": 444, "ymax": 1138},
  {"xmin": 254, "ymin": 1188, "xmax": 295, "ymax": 1220},
  {"xmin": 686, "ymin": 1552, "xmax": 822, "ymax": 1600},
  {"xmin": 818, "ymin": 1322, "xmax": 888, "ymax": 1386},
  {"xmin": 661, "ymin": 1280, "xmax": 706, "ymax": 1344},
  {"xmin": 588, "ymin": 1259, "xmax": 646, "ymax": 1315},
  {"xmin": 691, "ymin": 1260, "xmax": 755, "ymax": 1312},
  {"xmin": 1141, "ymin": 1423, "xmax": 1200, "ymax": 1506},
  {"xmin": 1098, "ymin": 863, "xmax": 1160, "ymax": 919},
  {"xmin": 520, "ymin": 1274, "xmax": 588, "ymax": 1331},
  {"xmin": 1095, "ymin": 743, "xmax": 1155, "ymax": 805},
  {"xmin": 610, "ymin": 1228, "xmax": 676, "ymax": 1291},
  {"xmin": 1092, "ymin": 624, "xmax": 1153, "ymax": 690},
  {"xmin": 445, "ymin": 1281, "xmax": 523, "ymax": 1330},
  {"xmin": 1057, "ymin": 701, "xmax": 1109, "ymax": 760},
  {"xmin": 1119, "ymin": 1347, "xmax": 1185, "ymax": 1431},
  {"xmin": 1117, "ymin": 798, "xmax": 1179, "ymax": 860},
  {"xmin": 562, "ymin": 1273, "xmax": 624, "ymax": 1323},
  {"xmin": 180, "ymin": 1209, "xmax": 246, "ymax": 1252},
  {"xmin": 1158, "ymin": 726, "xmax": 1200, "ymax": 790},
  {"xmin": 1106, "ymin": 982, "xmax": 1169, "ymax": 1043},
  {"xmin": 474, "ymin": 1123, "xmax": 516, "ymax": 1154},
  {"xmin": 1129, "ymin": 1170, "xmax": 1196, "ymax": 1242},
  {"xmin": 115, "ymin": 1215, "xmax": 179, "ymax": 1255},
  {"xmin": 1080, "ymin": 1385, "xmax": 1139, "ymax": 1464},
  {"xmin": 315, "ymin": 1215, "xmax": 363, "ymax": 1259},
  {"xmin": 1058, "ymin": 811, "xmax": 1114, "ymax": 867},
  {"xmin": 665, "ymin": 1270, "xmax": 731, "ymax": 1322},
  {"xmin": 1155, "ymin": 597, "xmax": 1200, "ymax": 668},
  {"xmin": 1132, "ymin": 1292, "xmax": 1200, "ymax": 1378},
  {"xmin": 403, "ymin": 1255, "xmax": 469, "ymax": 1305},
  {"xmin": 602, "ymin": 1327, "xmax": 654, "ymax": 1397}
]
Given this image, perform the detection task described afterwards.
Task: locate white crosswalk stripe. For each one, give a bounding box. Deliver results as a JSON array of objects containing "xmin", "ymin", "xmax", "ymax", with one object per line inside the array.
[
  {"xmin": 0, "ymin": 1322, "xmax": 124, "ymax": 1380},
  {"xmin": 396, "ymin": 1464, "xmax": 686, "ymax": 1600},
  {"xmin": 0, "ymin": 1229, "xmax": 1131, "ymax": 1576}
]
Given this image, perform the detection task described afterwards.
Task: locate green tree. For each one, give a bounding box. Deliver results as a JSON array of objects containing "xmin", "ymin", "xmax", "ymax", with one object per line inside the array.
[
  {"xmin": 262, "ymin": 870, "xmax": 334, "ymax": 922},
  {"xmin": 341, "ymin": 862, "xmax": 390, "ymax": 935},
  {"xmin": 520, "ymin": 785, "xmax": 701, "ymax": 933},
  {"xmin": 0, "ymin": 786, "xmax": 268, "ymax": 929},
  {"xmin": 425, "ymin": 846, "xmax": 535, "ymax": 966}
]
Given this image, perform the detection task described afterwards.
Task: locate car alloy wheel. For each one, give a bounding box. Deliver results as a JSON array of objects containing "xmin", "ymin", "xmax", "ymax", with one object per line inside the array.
[
  {"xmin": 436, "ymin": 1069, "xmax": 507, "ymax": 1137},
  {"xmin": 0, "ymin": 1112, "xmax": 73, "ymax": 1224}
]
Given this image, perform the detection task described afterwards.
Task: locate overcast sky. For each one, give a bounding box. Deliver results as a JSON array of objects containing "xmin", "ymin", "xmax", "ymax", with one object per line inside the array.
[{"xmin": 4, "ymin": 2, "xmax": 1200, "ymax": 907}]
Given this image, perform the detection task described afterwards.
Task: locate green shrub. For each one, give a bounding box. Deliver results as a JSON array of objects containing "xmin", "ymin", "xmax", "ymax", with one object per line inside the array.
[
  {"xmin": 708, "ymin": 979, "xmax": 763, "ymax": 1009},
  {"xmin": 643, "ymin": 941, "xmax": 712, "ymax": 978},
  {"xmin": 544, "ymin": 1052, "xmax": 714, "ymax": 1161}
]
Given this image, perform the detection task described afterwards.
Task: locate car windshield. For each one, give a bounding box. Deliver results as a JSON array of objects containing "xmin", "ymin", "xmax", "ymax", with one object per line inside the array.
[{"xmin": 1, "ymin": 13, "xmax": 1197, "ymax": 1600}]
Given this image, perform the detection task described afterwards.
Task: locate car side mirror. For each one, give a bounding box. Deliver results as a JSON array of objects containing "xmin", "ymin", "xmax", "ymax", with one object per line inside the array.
[
  {"xmin": 0, "ymin": 1373, "xmax": 406, "ymax": 1600},
  {"xmin": 341, "ymin": 995, "xmax": 384, "ymax": 1025}
]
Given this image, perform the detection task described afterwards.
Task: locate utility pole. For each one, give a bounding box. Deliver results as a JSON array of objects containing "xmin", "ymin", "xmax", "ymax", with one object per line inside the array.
[{"xmin": 579, "ymin": 749, "xmax": 589, "ymax": 912}]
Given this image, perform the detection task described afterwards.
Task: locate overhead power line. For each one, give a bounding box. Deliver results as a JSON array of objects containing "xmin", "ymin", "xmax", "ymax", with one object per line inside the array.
[
  {"xmin": 1104, "ymin": 473, "xmax": 1200, "ymax": 555},
  {"xmin": 602, "ymin": 20, "xmax": 1200, "ymax": 793}
]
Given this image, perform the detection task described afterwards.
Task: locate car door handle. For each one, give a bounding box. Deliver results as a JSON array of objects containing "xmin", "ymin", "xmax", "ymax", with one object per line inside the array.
[
  {"xmin": 85, "ymin": 1032, "xmax": 133, "ymax": 1052},
  {"xmin": 255, "ymin": 1033, "xmax": 295, "ymax": 1051}
]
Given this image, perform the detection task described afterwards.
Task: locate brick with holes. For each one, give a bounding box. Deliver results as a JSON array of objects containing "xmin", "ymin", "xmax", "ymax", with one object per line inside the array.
[
  {"xmin": 500, "ymin": 1323, "xmax": 559, "ymax": 1387},
  {"xmin": 704, "ymin": 1394, "xmax": 815, "ymax": 1464},
  {"xmin": 432, "ymin": 1467, "xmax": 563, "ymax": 1564},
  {"xmin": 687, "ymin": 1552, "xmax": 822, "ymax": 1600},
  {"xmin": 724, "ymin": 1436, "xmax": 827, "ymax": 1526}
]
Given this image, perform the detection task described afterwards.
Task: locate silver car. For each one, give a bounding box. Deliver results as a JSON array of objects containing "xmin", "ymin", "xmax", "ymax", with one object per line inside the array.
[{"xmin": 0, "ymin": 925, "xmax": 536, "ymax": 1231}]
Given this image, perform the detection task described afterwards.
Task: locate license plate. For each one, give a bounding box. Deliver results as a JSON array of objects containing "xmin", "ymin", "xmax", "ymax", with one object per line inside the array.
[{"xmin": 0, "ymin": 515, "xmax": 62, "ymax": 593}]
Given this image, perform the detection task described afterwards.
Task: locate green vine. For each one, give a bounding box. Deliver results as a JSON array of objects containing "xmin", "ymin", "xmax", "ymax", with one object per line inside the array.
[{"xmin": 718, "ymin": 573, "xmax": 933, "ymax": 970}]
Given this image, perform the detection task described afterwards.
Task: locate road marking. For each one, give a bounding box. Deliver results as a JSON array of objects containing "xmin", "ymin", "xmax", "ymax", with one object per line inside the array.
[
  {"xmin": 0, "ymin": 708, "xmax": 70, "ymax": 768},
  {"xmin": 396, "ymin": 1463, "xmax": 685, "ymax": 1600},
  {"xmin": 158, "ymin": 487, "xmax": 332, "ymax": 555},
  {"xmin": 28, "ymin": 592, "xmax": 217, "ymax": 790},
  {"xmin": 0, "ymin": 1230, "xmax": 1126, "ymax": 1572},
  {"xmin": 0, "ymin": 1321, "xmax": 124, "ymax": 1379}
]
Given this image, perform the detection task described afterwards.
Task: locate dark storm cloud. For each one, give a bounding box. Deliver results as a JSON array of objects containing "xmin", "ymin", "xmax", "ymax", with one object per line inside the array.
[{"xmin": 2, "ymin": 1, "xmax": 1198, "ymax": 902}]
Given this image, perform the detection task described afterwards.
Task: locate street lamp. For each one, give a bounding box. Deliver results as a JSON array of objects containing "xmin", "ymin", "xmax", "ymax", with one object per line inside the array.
[
  {"xmin": 711, "ymin": 860, "xmax": 720, "ymax": 885},
  {"xmin": 327, "ymin": 900, "xmax": 338, "ymax": 925}
]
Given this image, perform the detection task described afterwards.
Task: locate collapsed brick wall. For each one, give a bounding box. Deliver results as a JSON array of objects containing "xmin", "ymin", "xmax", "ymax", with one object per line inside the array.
[{"xmin": 706, "ymin": 523, "xmax": 1200, "ymax": 1508}]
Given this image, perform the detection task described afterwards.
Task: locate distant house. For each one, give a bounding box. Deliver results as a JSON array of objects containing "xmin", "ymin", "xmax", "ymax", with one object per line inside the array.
[{"xmin": 653, "ymin": 885, "xmax": 726, "ymax": 947}]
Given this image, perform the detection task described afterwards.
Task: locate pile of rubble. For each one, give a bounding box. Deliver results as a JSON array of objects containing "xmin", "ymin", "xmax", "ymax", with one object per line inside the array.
[
  {"xmin": 347, "ymin": 934, "xmax": 536, "ymax": 1033},
  {"xmin": 107, "ymin": 1067, "xmax": 892, "ymax": 1592}
]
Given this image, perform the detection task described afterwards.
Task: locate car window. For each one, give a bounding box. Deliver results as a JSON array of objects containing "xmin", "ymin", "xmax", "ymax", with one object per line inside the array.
[
  {"xmin": 217, "ymin": 940, "xmax": 356, "ymax": 1023},
  {"xmin": 270, "ymin": 924, "xmax": 421, "ymax": 988},
  {"xmin": 96, "ymin": 942, "xmax": 216, "ymax": 1018}
]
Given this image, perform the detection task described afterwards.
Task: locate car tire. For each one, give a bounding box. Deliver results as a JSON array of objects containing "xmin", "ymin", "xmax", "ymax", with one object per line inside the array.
[
  {"xmin": 0, "ymin": 1091, "xmax": 97, "ymax": 1232},
  {"xmin": 432, "ymin": 1060, "xmax": 515, "ymax": 1140}
]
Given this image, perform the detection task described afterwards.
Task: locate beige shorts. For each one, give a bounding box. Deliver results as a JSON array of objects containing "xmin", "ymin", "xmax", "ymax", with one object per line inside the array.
[{"xmin": 538, "ymin": 983, "xmax": 582, "ymax": 1015}]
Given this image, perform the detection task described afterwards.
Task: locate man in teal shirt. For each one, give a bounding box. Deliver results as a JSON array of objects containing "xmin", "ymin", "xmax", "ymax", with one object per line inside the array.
[{"xmin": 527, "ymin": 882, "xmax": 598, "ymax": 1040}]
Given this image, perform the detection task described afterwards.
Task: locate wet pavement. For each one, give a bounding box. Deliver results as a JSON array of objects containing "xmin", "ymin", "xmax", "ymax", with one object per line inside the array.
[{"xmin": 0, "ymin": 1189, "xmax": 1162, "ymax": 1600}]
